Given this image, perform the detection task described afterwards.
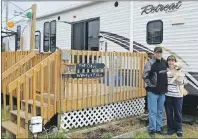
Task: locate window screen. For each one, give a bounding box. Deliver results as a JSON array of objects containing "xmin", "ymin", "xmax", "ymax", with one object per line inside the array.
[
  {"xmin": 50, "ymin": 20, "xmax": 56, "ymax": 52},
  {"xmin": 16, "ymin": 25, "xmax": 21, "ymax": 50},
  {"xmin": 88, "ymin": 19, "xmax": 100, "ymax": 51},
  {"xmin": 43, "ymin": 22, "xmax": 50, "ymax": 52},
  {"xmin": 72, "ymin": 22, "xmax": 85, "ymax": 50},
  {"xmin": 35, "ymin": 31, "xmax": 41, "ymax": 50},
  {"xmin": 147, "ymin": 20, "xmax": 163, "ymax": 44}
]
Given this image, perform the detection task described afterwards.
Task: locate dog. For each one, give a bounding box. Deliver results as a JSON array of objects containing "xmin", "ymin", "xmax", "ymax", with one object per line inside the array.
[{"xmin": 170, "ymin": 62, "xmax": 188, "ymax": 96}]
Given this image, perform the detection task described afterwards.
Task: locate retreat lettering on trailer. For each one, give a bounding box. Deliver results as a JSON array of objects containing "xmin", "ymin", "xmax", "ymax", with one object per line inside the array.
[{"xmin": 141, "ymin": 1, "xmax": 182, "ymax": 15}]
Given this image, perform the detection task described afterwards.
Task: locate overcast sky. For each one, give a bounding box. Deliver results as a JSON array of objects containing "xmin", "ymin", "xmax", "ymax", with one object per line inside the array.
[{"xmin": 1, "ymin": 1, "xmax": 81, "ymax": 28}]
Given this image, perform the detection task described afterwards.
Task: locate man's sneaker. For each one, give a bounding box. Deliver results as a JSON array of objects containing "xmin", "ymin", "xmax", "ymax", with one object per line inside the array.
[
  {"xmin": 167, "ymin": 129, "xmax": 175, "ymax": 135},
  {"xmin": 177, "ymin": 131, "xmax": 183, "ymax": 137},
  {"xmin": 148, "ymin": 130, "xmax": 155, "ymax": 138}
]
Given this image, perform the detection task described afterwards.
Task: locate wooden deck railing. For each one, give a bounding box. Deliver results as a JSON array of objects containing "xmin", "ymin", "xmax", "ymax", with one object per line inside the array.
[
  {"xmin": 2, "ymin": 49, "xmax": 147, "ymax": 138},
  {"xmin": 1, "ymin": 51, "xmax": 30, "ymax": 72},
  {"xmin": 1, "ymin": 51, "xmax": 51, "ymax": 95},
  {"xmin": 60, "ymin": 50, "xmax": 147, "ymax": 112},
  {"xmin": 5, "ymin": 50, "xmax": 61, "ymax": 137}
]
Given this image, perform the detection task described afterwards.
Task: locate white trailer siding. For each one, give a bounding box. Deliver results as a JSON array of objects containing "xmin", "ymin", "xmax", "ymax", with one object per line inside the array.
[
  {"xmin": 35, "ymin": 1, "xmax": 131, "ymax": 52},
  {"xmin": 133, "ymin": 1, "xmax": 198, "ymax": 94},
  {"xmin": 133, "ymin": 1, "xmax": 198, "ymax": 72}
]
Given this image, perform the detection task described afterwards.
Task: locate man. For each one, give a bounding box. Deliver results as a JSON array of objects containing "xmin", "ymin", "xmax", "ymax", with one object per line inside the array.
[{"xmin": 142, "ymin": 47, "xmax": 168, "ymax": 137}]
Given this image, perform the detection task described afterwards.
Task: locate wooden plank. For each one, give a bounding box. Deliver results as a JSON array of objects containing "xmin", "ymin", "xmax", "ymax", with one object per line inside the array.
[
  {"xmin": 139, "ymin": 53, "xmax": 142, "ymax": 97},
  {"xmin": 30, "ymin": 4, "xmax": 37, "ymax": 50},
  {"xmin": 132, "ymin": 53, "xmax": 136, "ymax": 99},
  {"xmin": 82, "ymin": 51, "xmax": 85, "ymax": 108},
  {"xmin": 17, "ymin": 81, "xmax": 21, "ymax": 135},
  {"xmin": 108, "ymin": 52, "xmax": 111, "ymax": 104},
  {"xmin": 54, "ymin": 52, "xmax": 58, "ymax": 113},
  {"xmin": 136, "ymin": 53, "xmax": 140, "ymax": 98},
  {"xmin": 64, "ymin": 75, "xmax": 67, "ymax": 112},
  {"xmin": 62, "ymin": 87, "xmax": 140, "ymax": 112},
  {"xmin": 47, "ymin": 60, "xmax": 51, "ymax": 120},
  {"xmin": 104, "ymin": 51, "xmax": 108, "ymax": 104},
  {"xmin": 10, "ymin": 110, "xmax": 32, "ymax": 120},
  {"xmin": 33, "ymin": 69, "xmax": 37, "ymax": 116},
  {"xmin": 77, "ymin": 51, "xmax": 81, "ymax": 110},
  {"xmin": 25, "ymin": 75, "xmax": 29, "ymax": 137},
  {"xmin": 100, "ymin": 51, "xmax": 104, "ymax": 106},
  {"xmin": 8, "ymin": 74, "xmax": 25, "ymax": 93},
  {"xmin": 134, "ymin": 53, "xmax": 138, "ymax": 98},
  {"xmin": 2, "ymin": 121, "xmax": 25, "ymax": 136},
  {"xmin": 91, "ymin": 51, "xmax": 94, "ymax": 107},
  {"xmin": 2, "ymin": 51, "xmax": 38, "ymax": 80},
  {"xmin": 40, "ymin": 63, "xmax": 44, "ymax": 119},
  {"xmin": 21, "ymin": 100, "xmax": 54, "ymax": 109},
  {"xmin": 130, "ymin": 53, "xmax": 133, "ymax": 99},
  {"xmin": 120, "ymin": 52, "xmax": 123, "ymax": 101},
  {"xmin": 126, "ymin": 52, "xmax": 130, "ymax": 100},
  {"xmin": 142, "ymin": 53, "xmax": 147, "ymax": 96},
  {"xmin": 116, "ymin": 52, "xmax": 119, "ymax": 102},
  {"xmin": 123, "ymin": 52, "xmax": 126, "ymax": 100},
  {"xmin": 71, "ymin": 52, "xmax": 75, "ymax": 110},
  {"xmin": 87, "ymin": 51, "xmax": 91, "ymax": 107}
]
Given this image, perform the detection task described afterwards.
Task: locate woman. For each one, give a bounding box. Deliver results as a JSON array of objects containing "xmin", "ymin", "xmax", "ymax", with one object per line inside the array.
[{"xmin": 165, "ymin": 55, "xmax": 188, "ymax": 137}]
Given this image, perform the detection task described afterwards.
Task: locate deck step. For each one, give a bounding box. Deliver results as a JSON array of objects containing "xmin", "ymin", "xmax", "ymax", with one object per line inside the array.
[
  {"xmin": 10, "ymin": 110, "xmax": 32, "ymax": 120},
  {"xmin": 2, "ymin": 121, "xmax": 25, "ymax": 136},
  {"xmin": 21, "ymin": 99, "xmax": 53, "ymax": 108},
  {"xmin": 36, "ymin": 93, "xmax": 55, "ymax": 105}
]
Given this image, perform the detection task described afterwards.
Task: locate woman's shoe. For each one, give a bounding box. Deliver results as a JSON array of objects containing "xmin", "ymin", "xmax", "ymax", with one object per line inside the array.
[{"xmin": 176, "ymin": 131, "xmax": 183, "ymax": 137}]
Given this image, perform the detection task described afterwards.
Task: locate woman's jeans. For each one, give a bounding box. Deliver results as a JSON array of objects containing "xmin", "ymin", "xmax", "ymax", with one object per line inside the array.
[
  {"xmin": 165, "ymin": 96, "xmax": 183, "ymax": 132},
  {"xmin": 147, "ymin": 92, "xmax": 165, "ymax": 132}
]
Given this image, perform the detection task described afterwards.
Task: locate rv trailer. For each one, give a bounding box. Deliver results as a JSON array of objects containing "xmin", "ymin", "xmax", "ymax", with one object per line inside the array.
[
  {"xmin": 6, "ymin": 1, "xmax": 198, "ymax": 106},
  {"xmin": 132, "ymin": 1, "xmax": 198, "ymax": 106}
]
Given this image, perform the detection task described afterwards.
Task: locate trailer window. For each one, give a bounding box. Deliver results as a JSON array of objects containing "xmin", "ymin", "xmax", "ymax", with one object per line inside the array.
[
  {"xmin": 71, "ymin": 18, "xmax": 100, "ymax": 51},
  {"xmin": 50, "ymin": 20, "xmax": 56, "ymax": 52},
  {"xmin": 35, "ymin": 31, "xmax": 41, "ymax": 50},
  {"xmin": 147, "ymin": 20, "xmax": 163, "ymax": 44},
  {"xmin": 16, "ymin": 25, "xmax": 21, "ymax": 50},
  {"xmin": 88, "ymin": 19, "xmax": 100, "ymax": 51},
  {"xmin": 43, "ymin": 22, "xmax": 50, "ymax": 52}
]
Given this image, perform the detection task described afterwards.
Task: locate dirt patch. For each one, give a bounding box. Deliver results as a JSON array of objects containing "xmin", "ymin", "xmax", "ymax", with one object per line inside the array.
[{"xmin": 69, "ymin": 117, "xmax": 146, "ymax": 139}]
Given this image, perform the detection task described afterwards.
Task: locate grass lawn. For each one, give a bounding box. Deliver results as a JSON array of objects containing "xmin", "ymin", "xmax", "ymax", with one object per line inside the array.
[
  {"xmin": 1, "ymin": 106, "xmax": 10, "ymax": 121},
  {"xmin": 134, "ymin": 123, "xmax": 198, "ymax": 138}
]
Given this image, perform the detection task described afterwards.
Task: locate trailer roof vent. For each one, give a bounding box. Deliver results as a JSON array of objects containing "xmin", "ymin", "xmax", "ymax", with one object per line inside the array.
[{"xmin": 114, "ymin": 1, "xmax": 118, "ymax": 7}]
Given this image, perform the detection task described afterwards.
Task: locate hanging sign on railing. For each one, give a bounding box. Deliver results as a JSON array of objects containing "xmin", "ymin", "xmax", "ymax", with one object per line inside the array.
[
  {"xmin": 76, "ymin": 63, "xmax": 105, "ymax": 70},
  {"xmin": 71, "ymin": 72, "xmax": 105, "ymax": 78},
  {"xmin": 62, "ymin": 63, "xmax": 105, "ymax": 78}
]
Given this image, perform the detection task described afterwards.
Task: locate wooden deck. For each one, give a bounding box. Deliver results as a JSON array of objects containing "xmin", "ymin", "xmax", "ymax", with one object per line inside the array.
[{"xmin": 1, "ymin": 50, "xmax": 147, "ymax": 138}]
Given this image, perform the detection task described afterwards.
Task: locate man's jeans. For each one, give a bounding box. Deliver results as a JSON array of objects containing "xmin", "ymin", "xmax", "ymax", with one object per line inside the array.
[
  {"xmin": 147, "ymin": 92, "xmax": 165, "ymax": 132},
  {"xmin": 165, "ymin": 96, "xmax": 183, "ymax": 132}
]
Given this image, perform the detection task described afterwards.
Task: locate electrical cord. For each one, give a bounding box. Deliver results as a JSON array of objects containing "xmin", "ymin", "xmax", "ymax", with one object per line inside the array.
[
  {"xmin": 2, "ymin": 7, "xmax": 31, "ymax": 23},
  {"xmin": 36, "ymin": 125, "xmax": 59, "ymax": 139},
  {"xmin": 9, "ymin": 1, "xmax": 26, "ymax": 12}
]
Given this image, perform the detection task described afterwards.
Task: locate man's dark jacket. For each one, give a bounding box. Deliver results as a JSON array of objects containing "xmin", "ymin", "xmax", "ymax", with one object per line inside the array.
[{"xmin": 142, "ymin": 57, "xmax": 168, "ymax": 94}]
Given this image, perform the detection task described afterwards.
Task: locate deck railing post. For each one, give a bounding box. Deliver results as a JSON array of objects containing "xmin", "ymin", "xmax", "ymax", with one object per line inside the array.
[{"xmin": 17, "ymin": 80, "xmax": 21, "ymax": 136}]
